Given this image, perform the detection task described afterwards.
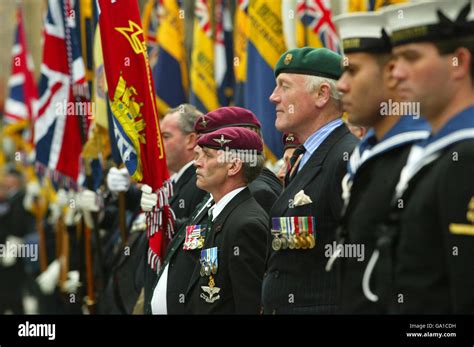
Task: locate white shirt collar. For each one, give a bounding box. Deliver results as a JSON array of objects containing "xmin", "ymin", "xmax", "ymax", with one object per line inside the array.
[
  {"xmin": 210, "ymin": 187, "xmax": 246, "ymax": 221},
  {"xmin": 172, "ymin": 160, "xmax": 194, "ymax": 183}
]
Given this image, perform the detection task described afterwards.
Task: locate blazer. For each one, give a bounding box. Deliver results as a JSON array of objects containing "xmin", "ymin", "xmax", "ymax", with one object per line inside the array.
[
  {"xmin": 186, "ymin": 188, "xmax": 268, "ymax": 314},
  {"xmin": 262, "ymin": 123, "xmax": 358, "ymax": 314}
]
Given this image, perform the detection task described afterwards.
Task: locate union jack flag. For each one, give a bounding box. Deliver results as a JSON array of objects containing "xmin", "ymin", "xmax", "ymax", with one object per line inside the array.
[
  {"xmin": 195, "ymin": 0, "xmax": 212, "ymax": 37},
  {"xmin": 297, "ymin": 0, "xmax": 341, "ymax": 53},
  {"xmin": 4, "ymin": 6, "xmax": 38, "ymax": 147},
  {"xmin": 238, "ymin": 0, "xmax": 249, "ymax": 13},
  {"xmin": 35, "ymin": 0, "xmax": 90, "ymax": 186}
]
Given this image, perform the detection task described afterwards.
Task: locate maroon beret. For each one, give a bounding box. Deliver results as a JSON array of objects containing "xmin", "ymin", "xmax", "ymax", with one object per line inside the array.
[
  {"xmin": 197, "ymin": 127, "xmax": 263, "ymax": 153},
  {"xmin": 194, "ymin": 106, "xmax": 261, "ymax": 134},
  {"xmin": 283, "ymin": 133, "xmax": 301, "ymax": 150}
]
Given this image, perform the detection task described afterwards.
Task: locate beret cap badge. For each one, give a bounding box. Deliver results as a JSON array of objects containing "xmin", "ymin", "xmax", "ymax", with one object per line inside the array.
[
  {"xmin": 284, "ymin": 53, "xmax": 293, "ymax": 65},
  {"xmin": 212, "ymin": 135, "xmax": 232, "ymax": 147},
  {"xmin": 199, "ymin": 116, "xmax": 208, "ymax": 127}
]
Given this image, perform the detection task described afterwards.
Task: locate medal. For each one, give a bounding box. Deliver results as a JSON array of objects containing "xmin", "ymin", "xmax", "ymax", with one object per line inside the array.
[
  {"xmin": 204, "ymin": 264, "xmax": 211, "ymax": 277},
  {"xmin": 200, "ymin": 247, "xmax": 218, "ymax": 277},
  {"xmin": 308, "ymin": 234, "xmax": 316, "ymax": 248},
  {"xmin": 300, "ymin": 236, "xmax": 308, "ymax": 249},
  {"xmin": 307, "ymin": 217, "xmax": 316, "ymax": 249},
  {"xmin": 189, "ymin": 239, "xmax": 198, "ymax": 250},
  {"xmin": 280, "ymin": 236, "xmax": 288, "ymax": 249},
  {"xmin": 184, "ymin": 224, "xmax": 207, "ymax": 251},
  {"xmin": 288, "ymin": 235, "xmax": 295, "ymax": 249},
  {"xmin": 272, "ymin": 237, "xmax": 282, "ymax": 251},
  {"xmin": 200, "ymin": 275, "xmax": 221, "ymax": 303},
  {"xmin": 294, "ymin": 236, "xmax": 301, "ymax": 249},
  {"xmin": 271, "ymin": 227, "xmax": 283, "ymax": 251},
  {"xmin": 197, "ymin": 238, "xmax": 204, "ymax": 249}
]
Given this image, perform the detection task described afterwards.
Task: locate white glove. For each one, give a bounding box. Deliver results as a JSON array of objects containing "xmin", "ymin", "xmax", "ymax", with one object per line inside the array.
[
  {"xmin": 77, "ymin": 190, "xmax": 102, "ymax": 229},
  {"xmin": 23, "ymin": 181, "xmax": 41, "ymax": 211},
  {"xmin": 56, "ymin": 189, "xmax": 69, "ymax": 208},
  {"xmin": 77, "ymin": 190, "xmax": 101, "ymax": 213},
  {"xmin": 63, "ymin": 270, "xmax": 81, "ymax": 294},
  {"xmin": 36, "ymin": 260, "xmax": 60, "ymax": 295},
  {"xmin": 140, "ymin": 184, "xmax": 157, "ymax": 212},
  {"xmin": 63, "ymin": 206, "xmax": 77, "ymax": 227},
  {"xmin": 1, "ymin": 236, "xmax": 23, "ymax": 267},
  {"xmin": 107, "ymin": 167, "xmax": 131, "ymax": 193},
  {"xmin": 131, "ymin": 212, "xmax": 147, "ymax": 232}
]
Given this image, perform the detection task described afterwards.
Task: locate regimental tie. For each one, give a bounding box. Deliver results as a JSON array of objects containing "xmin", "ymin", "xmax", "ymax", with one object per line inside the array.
[{"xmin": 285, "ymin": 145, "xmax": 306, "ymax": 185}]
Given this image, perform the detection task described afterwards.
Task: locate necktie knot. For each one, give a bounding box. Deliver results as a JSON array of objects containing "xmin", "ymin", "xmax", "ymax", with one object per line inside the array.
[
  {"xmin": 285, "ymin": 145, "xmax": 306, "ymax": 185},
  {"xmin": 289, "ymin": 145, "xmax": 306, "ymax": 171}
]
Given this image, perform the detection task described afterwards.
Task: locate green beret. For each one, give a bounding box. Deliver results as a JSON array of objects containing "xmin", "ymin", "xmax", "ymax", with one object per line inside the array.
[{"xmin": 274, "ymin": 47, "xmax": 343, "ymax": 80}]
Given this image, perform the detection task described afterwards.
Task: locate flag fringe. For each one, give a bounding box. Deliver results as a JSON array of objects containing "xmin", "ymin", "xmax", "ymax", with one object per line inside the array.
[{"xmin": 145, "ymin": 179, "xmax": 175, "ymax": 271}]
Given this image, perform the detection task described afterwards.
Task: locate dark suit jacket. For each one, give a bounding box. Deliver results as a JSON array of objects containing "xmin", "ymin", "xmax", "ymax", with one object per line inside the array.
[
  {"xmin": 186, "ymin": 188, "xmax": 268, "ymax": 314},
  {"xmin": 249, "ymin": 167, "xmax": 282, "ymax": 214},
  {"xmin": 262, "ymin": 124, "xmax": 357, "ymax": 314}
]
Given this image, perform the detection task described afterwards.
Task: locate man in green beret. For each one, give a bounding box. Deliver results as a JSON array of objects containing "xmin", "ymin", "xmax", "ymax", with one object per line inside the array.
[{"xmin": 262, "ymin": 47, "xmax": 358, "ymax": 314}]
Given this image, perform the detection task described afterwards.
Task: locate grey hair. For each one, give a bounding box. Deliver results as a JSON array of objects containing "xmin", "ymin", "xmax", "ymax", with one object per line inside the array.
[
  {"xmin": 166, "ymin": 103, "xmax": 204, "ymax": 134},
  {"xmin": 305, "ymin": 75, "xmax": 342, "ymax": 109}
]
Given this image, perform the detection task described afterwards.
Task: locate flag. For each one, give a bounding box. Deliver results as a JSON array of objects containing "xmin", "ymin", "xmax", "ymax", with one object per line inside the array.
[
  {"xmin": 296, "ymin": 0, "xmax": 341, "ymax": 52},
  {"xmin": 348, "ymin": 0, "xmax": 407, "ymax": 12},
  {"xmin": 142, "ymin": 0, "xmax": 161, "ymax": 73},
  {"xmin": 233, "ymin": 0, "xmax": 249, "ymax": 106},
  {"xmin": 245, "ymin": 0, "xmax": 287, "ymax": 161},
  {"xmin": 98, "ymin": 0, "xmax": 173, "ymax": 271},
  {"xmin": 215, "ymin": 0, "xmax": 234, "ymax": 107},
  {"xmin": 3, "ymin": 6, "xmax": 38, "ymax": 152},
  {"xmin": 35, "ymin": 0, "xmax": 91, "ymax": 187},
  {"xmin": 76, "ymin": 0, "xmax": 96, "ymax": 86},
  {"xmin": 92, "ymin": 25, "xmax": 122, "ymax": 166},
  {"xmin": 142, "ymin": 0, "xmax": 160, "ymax": 49},
  {"xmin": 189, "ymin": 0, "xmax": 220, "ymax": 113},
  {"xmin": 154, "ymin": 0, "xmax": 188, "ymax": 115}
]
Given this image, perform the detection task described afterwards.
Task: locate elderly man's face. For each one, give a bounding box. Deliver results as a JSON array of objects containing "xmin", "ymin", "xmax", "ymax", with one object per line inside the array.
[
  {"xmin": 193, "ymin": 146, "xmax": 228, "ymax": 193},
  {"xmin": 269, "ymin": 73, "xmax": 317, "ymax": 134}
]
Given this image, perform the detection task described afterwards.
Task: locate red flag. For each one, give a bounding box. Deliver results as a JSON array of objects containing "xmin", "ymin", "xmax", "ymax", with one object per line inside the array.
[{"xmin": 98, "ymin": 0, "xmax": 173, "ymax": 271}]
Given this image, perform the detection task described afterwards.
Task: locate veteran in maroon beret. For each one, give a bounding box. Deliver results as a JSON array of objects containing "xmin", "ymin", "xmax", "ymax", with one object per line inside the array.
[
  {"xmin": 194, "ymin": 106, "xmax": 282, "ymax": 214},
  {"xmin": 147, "ymin": 106, "xmax": 280, "ymax": 315},
  {"xmin": 185, "ymin": 127, "xmax": 268, "ymax": 314}
]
